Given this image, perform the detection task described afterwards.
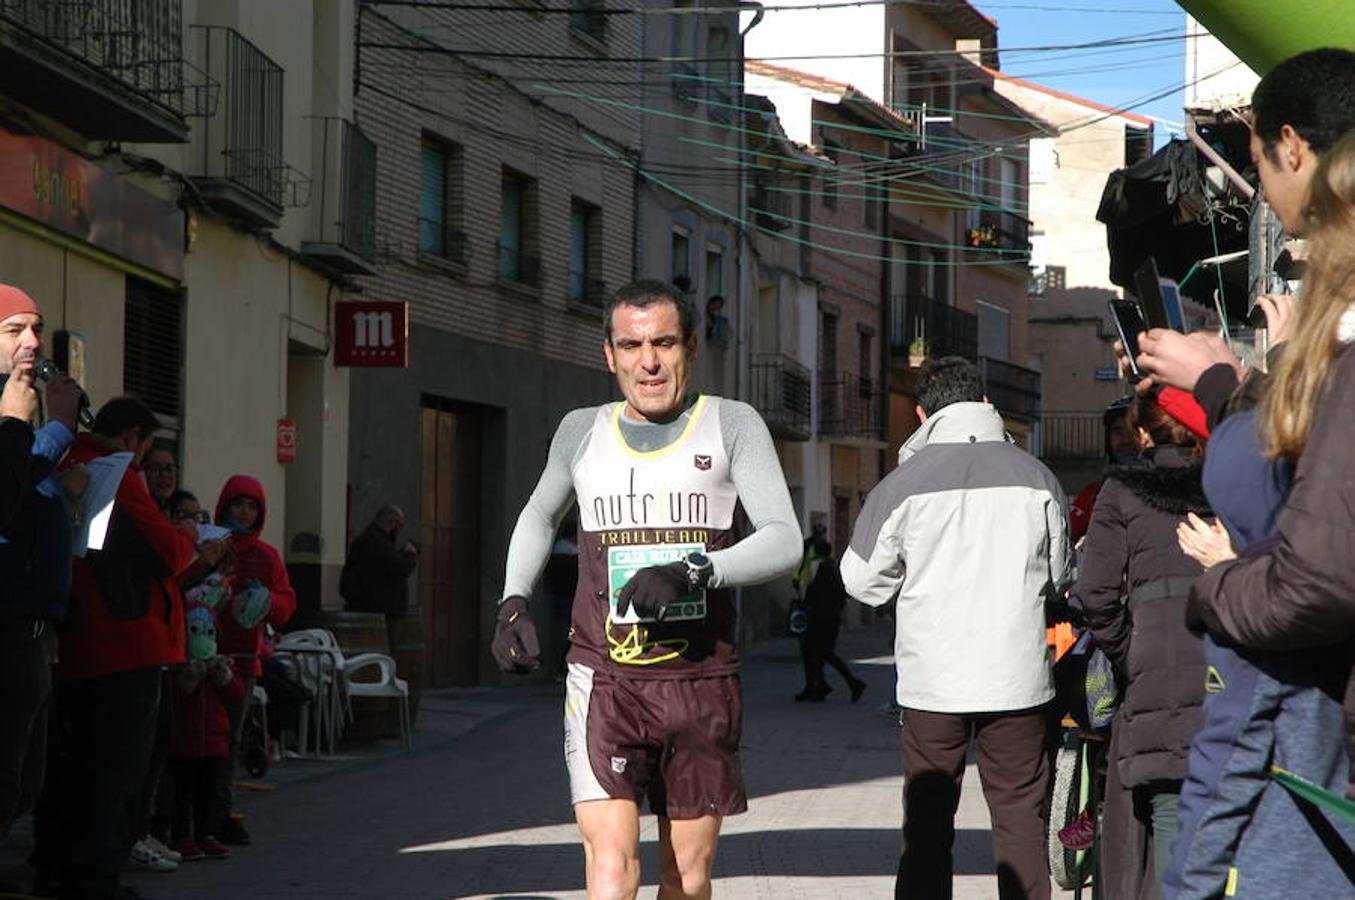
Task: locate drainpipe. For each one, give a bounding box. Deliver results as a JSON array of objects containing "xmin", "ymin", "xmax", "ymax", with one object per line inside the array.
[{"xmin": 735, "ymin": 3, "xmax": 765, "ymax": 402}]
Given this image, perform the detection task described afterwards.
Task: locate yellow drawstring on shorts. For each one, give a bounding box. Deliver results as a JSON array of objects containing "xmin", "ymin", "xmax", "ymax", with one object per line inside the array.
[{"xmin": 606, "ymin": 609, "xmax": 688, "ymax": 666}]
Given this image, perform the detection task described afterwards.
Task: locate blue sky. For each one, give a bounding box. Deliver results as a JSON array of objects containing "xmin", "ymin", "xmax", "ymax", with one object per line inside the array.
[{"xmin": 978, "ymin": 0, "xmax": 1188, "ymax": 140}]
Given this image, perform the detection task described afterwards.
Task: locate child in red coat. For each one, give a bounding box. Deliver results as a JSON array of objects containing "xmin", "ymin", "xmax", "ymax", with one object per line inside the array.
[
  {"xmin": 211, "ymin": 474, "xmax": 297, "ymax": 844},
  {"xmin": 170, "ymin": 598, "xmax": 244, "ymax": 861}
]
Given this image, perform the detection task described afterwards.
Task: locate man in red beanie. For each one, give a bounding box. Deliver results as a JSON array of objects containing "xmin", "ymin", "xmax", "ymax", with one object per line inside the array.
[{"xmin": 0, "ymin": 283, "xmax": 85, "ymax": 895}]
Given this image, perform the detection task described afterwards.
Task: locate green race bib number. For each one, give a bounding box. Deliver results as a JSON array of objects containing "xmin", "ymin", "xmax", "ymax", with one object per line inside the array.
[{"xmin": 608, "ymin": 542, "xmax": 707, "ymax": 624}]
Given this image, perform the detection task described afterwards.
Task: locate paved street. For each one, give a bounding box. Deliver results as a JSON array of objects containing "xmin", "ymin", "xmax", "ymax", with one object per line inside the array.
[{"xmin": 2, "ymin": 626, "xmax": 1071, "ymax": 899}]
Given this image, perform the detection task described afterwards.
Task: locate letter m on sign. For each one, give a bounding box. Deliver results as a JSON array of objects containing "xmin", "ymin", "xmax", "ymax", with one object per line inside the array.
[{"xmin": 335, "ymin": 300, "xmax": 409, "ymax": 367}]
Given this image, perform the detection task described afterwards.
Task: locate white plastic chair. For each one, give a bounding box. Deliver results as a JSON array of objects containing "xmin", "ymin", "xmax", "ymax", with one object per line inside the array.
[
  {"xmin": 275, "ymin": 629, "xmax": 346, "ymax": 755},
  {"xmin": 343, "ymin": 653, "xmax": 411, "ymax": 750}
]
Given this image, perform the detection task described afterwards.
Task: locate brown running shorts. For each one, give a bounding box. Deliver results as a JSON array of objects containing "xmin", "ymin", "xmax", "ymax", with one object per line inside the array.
[{"xmin": 564, "ymin": 662, "xmax": 747, "ymax": 819}]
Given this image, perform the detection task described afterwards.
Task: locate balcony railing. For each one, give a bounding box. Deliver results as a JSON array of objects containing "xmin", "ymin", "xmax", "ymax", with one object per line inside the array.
[
  {"xmin": 1039, "ymin": 412, "xmax": 1104, "ymax": 461},
  {"xmin": 819, "ymin": 372, "xmax": 885, "ymax": 441},
  {"xmin": 979, "ymin": 356, "xmax": 1042, "ymax": 422},
  {"xmin": 750, "ymin": 353, "xmax": 812, "ymax": 441},
  {"xmin": 188, "ymin": 25, "xmax": 297, "ymax": 227},
  {"xmin": 0, "ymin": 0, "xmax": 202, "ymax": 141},
  {"xmin": 301, "ymin": 117, "xmax": 377, "ymax": 274},
  {"xmin": 968, "ymin": 208, "xmax": 1031, "ymax": 264},
  {"xmin": 889, "ymin": 295, "xmax": 978, "ymax": 362}
]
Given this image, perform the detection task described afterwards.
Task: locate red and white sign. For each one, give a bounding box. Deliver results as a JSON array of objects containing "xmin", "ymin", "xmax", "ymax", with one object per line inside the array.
[
  {"xmin": 335, "ymin": 300, "xmax": 409, "ymax": 367},
  {"xmin": 276, "ymin": 418, "xmax": 297, "ymax": 464}
]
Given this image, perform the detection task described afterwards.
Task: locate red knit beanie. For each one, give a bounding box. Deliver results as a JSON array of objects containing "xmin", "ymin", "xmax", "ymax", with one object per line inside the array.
[{"xmin": 0, "ymin": 285, "xmax": 39, "ymax": 323}]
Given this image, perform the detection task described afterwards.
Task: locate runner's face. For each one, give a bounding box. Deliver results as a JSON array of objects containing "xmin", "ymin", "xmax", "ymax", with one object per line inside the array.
[{"xmin": 604, "ymin": 301, "xmax": 696, "ymax": 422}]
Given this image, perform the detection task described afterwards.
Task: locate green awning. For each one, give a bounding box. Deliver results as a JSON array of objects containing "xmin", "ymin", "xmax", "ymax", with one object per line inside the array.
[{"xmin": 1177, "ymin": 0, "xmax": 1355, "ymax": 74}]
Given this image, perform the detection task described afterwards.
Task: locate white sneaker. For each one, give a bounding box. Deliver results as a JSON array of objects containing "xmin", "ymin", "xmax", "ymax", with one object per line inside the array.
[
  {"xmin": 127, "ymin": 838, "xmax": 179, "ymax": 873},
  {"xmin": 143, "ymin": 834, "xmax": 184, "ymax": 863}
]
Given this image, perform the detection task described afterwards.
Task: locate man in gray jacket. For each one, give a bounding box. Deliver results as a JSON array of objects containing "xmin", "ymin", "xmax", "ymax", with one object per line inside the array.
[{"xmin": 842, "ymin": 357, "xmax": 1069, "ymax": 900}]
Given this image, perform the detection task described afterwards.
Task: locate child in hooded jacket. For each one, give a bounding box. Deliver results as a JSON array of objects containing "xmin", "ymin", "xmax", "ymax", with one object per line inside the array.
[
  {"xmin": 170, "ymin": 597, "xmax": 244, "ymax": 861},
  {"xmin": 211, "ymin": 475, "xmax": 297, "ymax": 844}
]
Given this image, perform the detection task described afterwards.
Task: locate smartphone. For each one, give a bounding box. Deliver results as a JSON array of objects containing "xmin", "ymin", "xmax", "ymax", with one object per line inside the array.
[
  {"xmin": 1134, "ymin": 257, "xmax": 1171, "ymax": 331},
  {"xmin": 1109, "ymin": 299, "xmax": 1149, "ymax": 381},
  {"xmin": 1159, "ymin": 279, "xmax": 1186, "ymax": 332}
]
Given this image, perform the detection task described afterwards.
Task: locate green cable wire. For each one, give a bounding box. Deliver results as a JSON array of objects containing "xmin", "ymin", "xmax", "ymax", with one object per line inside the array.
[
  {"xmin": 748, "ymin": 204, "xmax": 1028, "ymax": 255},
  {"xmin": 676, "ymin": 133, "xmax": 1027, "ymax": 213},
  {"xmin": 540, "ymin": 82, "xmax": 1035, "ymax": 210},
  {"xmin": 581, "ymin": 132, "xmax": 1032, "ymax": 267}
]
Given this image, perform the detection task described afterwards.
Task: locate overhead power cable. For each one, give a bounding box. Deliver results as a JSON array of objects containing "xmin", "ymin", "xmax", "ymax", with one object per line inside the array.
[
  {"xmin": 367, "ymin": 0, "xmax": 1182, "ymax": 16},
  {"xmin": 358, "ymin": 27, "xmax": 1200, "ymax": 65}
]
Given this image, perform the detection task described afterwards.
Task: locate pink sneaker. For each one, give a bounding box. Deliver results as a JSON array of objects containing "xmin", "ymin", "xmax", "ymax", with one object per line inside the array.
[
  {"xmin": 198, "ymin": 835, "xmax": 232, "ymax": 859},
  {"xmin": 1058, "ymin": 809, "xmax": 1096, "ymax": 851},
  {"xmin": 173, "ymin": 837, "xmax": 205, "ymax": 862}
]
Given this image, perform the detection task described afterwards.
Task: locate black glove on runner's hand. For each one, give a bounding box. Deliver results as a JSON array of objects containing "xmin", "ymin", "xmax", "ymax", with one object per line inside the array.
[
  {"xmin": 617, "ymin": 562, "xmax": 691, "ymax": 621},
  {"xmin": 491, "ymin": 596, "xmax": 541, "ymax": 673}
]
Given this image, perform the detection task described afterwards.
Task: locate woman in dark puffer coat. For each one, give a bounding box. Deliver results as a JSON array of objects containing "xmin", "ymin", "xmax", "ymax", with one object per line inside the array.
[{"xmin": 1072, "ymin": 394, "xmax": 1210, "ymax": 899}]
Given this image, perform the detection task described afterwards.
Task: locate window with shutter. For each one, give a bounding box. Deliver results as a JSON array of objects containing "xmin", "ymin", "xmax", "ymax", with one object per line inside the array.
[{"xmin": 124, "ymin": 278, "xmax": 182, "ymax": 423}]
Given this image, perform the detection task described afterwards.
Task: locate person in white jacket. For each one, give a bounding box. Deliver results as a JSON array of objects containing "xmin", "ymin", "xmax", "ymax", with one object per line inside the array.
[{"xmin": 841, "ymin": 356, "xmax": 1069, "ymax": 900}]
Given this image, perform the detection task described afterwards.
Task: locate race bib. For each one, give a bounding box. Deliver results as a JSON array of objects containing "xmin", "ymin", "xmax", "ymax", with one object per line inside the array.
[{"xmin": 608, "ymin": 542, "xmax": 707, "ymax": 624}]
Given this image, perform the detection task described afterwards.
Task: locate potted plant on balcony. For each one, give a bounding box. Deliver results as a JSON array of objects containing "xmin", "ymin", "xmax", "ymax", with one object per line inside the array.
[
  {"xmin": 965, "ymin": 224, "xmax": 998, "ymax": 248},
  {"xmin": 908, "ymin": 336, "xmax": 929, "ymax": 367}
]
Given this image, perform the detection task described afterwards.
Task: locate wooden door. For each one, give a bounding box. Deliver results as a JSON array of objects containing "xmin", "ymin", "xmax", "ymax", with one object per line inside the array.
[{"xmin": 419, "ymin": 404, "xmax": 483, "ymax": 686}]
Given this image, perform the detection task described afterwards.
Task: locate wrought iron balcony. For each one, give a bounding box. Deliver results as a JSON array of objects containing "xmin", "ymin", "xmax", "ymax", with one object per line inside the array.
[
  {"xmin": 0, "ymin": 0, "xmax": 201, "ymax": 141},
  {"xmin": 819, "ymin": 371, "xmax": 885, "ymax": 442},
  {"xmin": 979, "ymin": 356, "xmax": 1042, "ymax": 423},
  {"xmin": 967, "ymin": 209, "xmax": 1031, "ymax": 265},
  {"xmin": 301, "ymin": 118, "xmax": 377, "ymax": 275},
  {"xmin": 750, "ymin": 354, "xmax": 812, "ymax": 441},
  {"xmin": 1039, "ymin": 412, "xmax": 1104, "ymax": 462},
  {"xmin": 188, "ymin": 26, "xmax": 299, "ymax": 228},
  {"xmin": 888, "ymin": 295, "xmax": 978, "ymax": 362}
]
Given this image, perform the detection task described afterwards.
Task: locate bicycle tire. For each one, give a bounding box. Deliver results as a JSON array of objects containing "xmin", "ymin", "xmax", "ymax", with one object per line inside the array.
[{"xmin": 1049, "ymin": 743, "xmax": 1085, "ymax": 890}]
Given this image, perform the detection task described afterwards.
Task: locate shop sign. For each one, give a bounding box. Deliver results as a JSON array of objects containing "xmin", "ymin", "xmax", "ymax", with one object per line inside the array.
[
  {"xmin": 0, "ymin": 130, "xmax": 184, "ymax": 280},
  {"xmin": 276, "ymin": 418, "xmax": 297, "ymax": 464},
  {"xmin": 335, "ymin": 300, "xmax": 409, "ymax": 367}
]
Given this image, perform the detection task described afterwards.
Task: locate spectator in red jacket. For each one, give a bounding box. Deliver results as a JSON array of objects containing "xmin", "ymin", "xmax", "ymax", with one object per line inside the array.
[
  {"xmin": 170, "ymin": 598, "xmax": 244, "ymax": 862},
  {"xmin": 33, "ymin": 397, "xmax": 197, "ymax": 900},
  {"xmin": 211, "ymin": 474, "xmax": 296, "ymax": 845}
]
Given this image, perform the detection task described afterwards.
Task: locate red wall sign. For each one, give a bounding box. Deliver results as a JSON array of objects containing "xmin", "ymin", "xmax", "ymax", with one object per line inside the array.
[
  {"xmin": 276, "ymin": 418, "xmax": 297, "ymax": 464},
  {"xmin": 334, "ymin": 300, "xmax": 409, "ymax": 367}
]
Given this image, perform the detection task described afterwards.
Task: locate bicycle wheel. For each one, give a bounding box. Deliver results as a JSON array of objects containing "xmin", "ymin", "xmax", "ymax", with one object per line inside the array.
[{"xmin": 1048, "ymin": 741, "xmax": 1086, "ymax": 889}]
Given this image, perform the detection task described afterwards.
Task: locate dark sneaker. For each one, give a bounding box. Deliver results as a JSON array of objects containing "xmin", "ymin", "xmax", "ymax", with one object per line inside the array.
[
  {"xmin": 1058, "ymin": 809, "xmax": 1096, "ymax": 851},
  {"xmin": 215, "ymin": 818, "xmax": 251, "ymax": 846},
  {"xmin": 173, "ymin": 837, "xmax": 206, "ymax": 862},
  {"xmin": 794, "ymin": 688, "xmax": 828, "ymax": 702},
  {"xmin": 198, "ymin": 836, "xmax": 231, "ymax": 860},
  {"xmin": 849, "ymin": 679, "xmax": 867, "ymax": 703}
]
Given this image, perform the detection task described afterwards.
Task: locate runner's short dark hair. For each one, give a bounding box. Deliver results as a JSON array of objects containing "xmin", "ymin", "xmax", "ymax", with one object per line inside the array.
[
  {"xmin": 916, "ymin": 357, "xmax": 984, "ymax": 416},
  {"xmin": 1253, "ymin": 48, "xmax": 1355, "ymax": 158},
  {"xmin": 605, "ymin": 280, "xmax": 696, "ymax": 343}
]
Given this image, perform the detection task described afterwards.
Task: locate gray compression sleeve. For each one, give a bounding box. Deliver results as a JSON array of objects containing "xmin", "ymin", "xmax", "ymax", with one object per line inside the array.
[
  {"xmin": 707, "ymin": 400, "xmax": 802, "ymax": 588},
  {"xmin": 500, "ymin": 408, "xmax": 595, "ymax": 602}
]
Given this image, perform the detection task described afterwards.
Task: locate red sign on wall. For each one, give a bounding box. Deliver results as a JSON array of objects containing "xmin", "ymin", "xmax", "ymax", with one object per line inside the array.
[
  {"xmin": 334, "ymin": 300, "xmax": 409, "ymax": 367},
  {"xmin": 276, "ymin": 418, "xmax": 297, "ymax": 464}
]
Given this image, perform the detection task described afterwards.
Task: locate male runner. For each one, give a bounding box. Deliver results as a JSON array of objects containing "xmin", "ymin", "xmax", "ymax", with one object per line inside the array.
[{"xmin": 492, "ymin": 279, "xmax": 800, "ymax": 900}]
